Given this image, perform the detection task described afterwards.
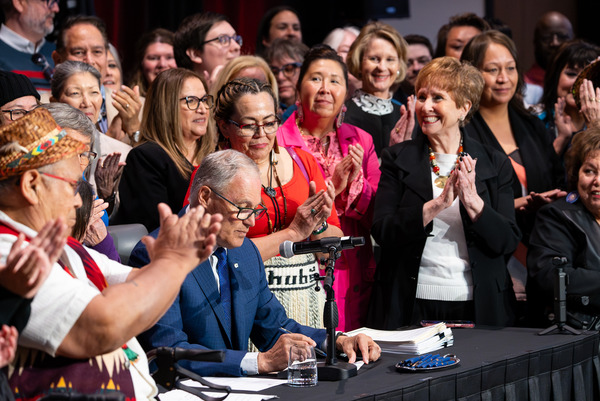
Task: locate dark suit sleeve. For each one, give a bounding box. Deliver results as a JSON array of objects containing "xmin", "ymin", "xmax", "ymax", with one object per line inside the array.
[
  {"xmin": 0, "ymin": 286, "xmax": 31, "ymax": 332},
  {"xmin": 138, "ymin": 291, "xmax": 250, "ymax": 377},
  {"xmin": 371, "ymin": 146, "xmax": 430, "ymax": 248},
  {"xmin": 247, "ymin": 240, "xmax": 326, "ymax": 350}
]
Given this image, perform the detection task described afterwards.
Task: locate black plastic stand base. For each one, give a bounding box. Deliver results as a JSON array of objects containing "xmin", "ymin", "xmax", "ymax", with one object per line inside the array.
[
  {"xmin": 317, "ymin": 361, "xmax": 357, "ymax": 381},
  {"xmin": 538, "ymin": 323, "xmax": 581, "ymax": 336}
]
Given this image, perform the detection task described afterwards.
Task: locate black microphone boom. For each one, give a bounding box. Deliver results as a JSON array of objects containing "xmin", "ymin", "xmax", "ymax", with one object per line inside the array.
[{"xmin": 279, "ymin": 236, "xmax": 365, "ymax": 258}]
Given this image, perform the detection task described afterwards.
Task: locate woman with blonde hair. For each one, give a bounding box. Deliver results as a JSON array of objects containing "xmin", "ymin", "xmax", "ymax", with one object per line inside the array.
[
  {"xmin": 210, "ymin": 55, "xmax": 278, "ymax": 99},
  {"xmin": 113, "ymin": 68, "xmax": 216, "ymax": 231},
  {"xmin": 345, "ymin": 22, "xmax": 414, "ymax": 157}
]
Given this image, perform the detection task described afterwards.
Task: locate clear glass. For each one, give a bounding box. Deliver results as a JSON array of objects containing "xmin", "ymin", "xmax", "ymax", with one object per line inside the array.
[{"xmin": 287, "ymin": 344, "xmax": 317, "ymax": 387}]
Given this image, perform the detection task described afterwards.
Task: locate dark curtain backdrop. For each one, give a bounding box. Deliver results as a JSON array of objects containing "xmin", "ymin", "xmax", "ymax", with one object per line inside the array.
[{"xmin": 94, "ymin": 0, "xmax": 369, "ymax": 82}]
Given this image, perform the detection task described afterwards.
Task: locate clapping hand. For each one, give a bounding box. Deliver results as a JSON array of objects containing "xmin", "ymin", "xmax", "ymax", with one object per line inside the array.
[
  {"xmin": 331, "ymin": 144, "xmax": 364, "ymax": 196},
  {"xmin": 389, "ymin": 95, "xmax": 415, "ymax": 146},
  {"xmin": 0, "ymin": 325, "xmax": 18, "ymax": 368},
  {"xmin": 94, "ymin": 153, "xmax": 125, "ymax": 200},
  {"xmin": 579, "ymin": 79, "xmax": 600, "ymax": 129},
  {"xmin": 112, "ymin": 85, "xmax": 142, "ymax": 136},
  {"xmin": 0, "ymin": 219, "xmax": 67, "ymax": 299},
  {"xmin": 142, "ymin": 203, "xmax": 222, "ymax": 271},
  {"xmin": 82, "ymin": 199, "xmax": 109, "ymax": 247}
]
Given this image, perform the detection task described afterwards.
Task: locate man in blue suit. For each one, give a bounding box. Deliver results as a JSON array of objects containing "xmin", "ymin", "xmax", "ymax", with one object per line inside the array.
[{"xmin": 133, "ymin": 150, "xmax": 380, "ymax": 376}]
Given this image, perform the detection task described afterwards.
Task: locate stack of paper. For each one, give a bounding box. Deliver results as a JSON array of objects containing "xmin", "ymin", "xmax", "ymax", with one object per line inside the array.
[{"xmin": 347, "ymin": 323, "xmax": 453, "ymax": 355}]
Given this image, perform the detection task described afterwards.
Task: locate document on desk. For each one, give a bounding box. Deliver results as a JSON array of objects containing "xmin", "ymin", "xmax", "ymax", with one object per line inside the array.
[
  {"xmin": 347, "ymin": 323, "xmax": 454, "ymax": 354},
  {"xmin": 158, "ymin": 377, "xmax": 284, "ymax": 401}
]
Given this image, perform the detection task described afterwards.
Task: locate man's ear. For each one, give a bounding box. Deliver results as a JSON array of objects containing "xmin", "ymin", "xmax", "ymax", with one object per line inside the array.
[
  {"xmin": 186, "ymin": 48, "xmax": 203, "ymax": 65},
  {"xmin": 20, "ymin": 170, "xmax": 42, "ymax": 206},
  {"xmin": 12, "ymin": 0, "xmax": 26, "ymax": 14},
  {"xmin": 198, "ymin": 186, "xmax": 211, "ymax": 209},
  {"xmin": 51, "ymin": 50, "xmax": 63, "ymax": 66}
]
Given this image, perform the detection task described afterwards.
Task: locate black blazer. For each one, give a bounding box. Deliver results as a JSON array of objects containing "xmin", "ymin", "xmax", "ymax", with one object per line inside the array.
[
  {"xmin": 463, "ymin": 107, "xmax": 565, "ymax": 243},
  {"xmin": 367, "ymin": 132, "xmax": 521, "ymax": 329},
  {"xmin": 112, "ymin": 142, "xmax": 192, "ymax": 232}
]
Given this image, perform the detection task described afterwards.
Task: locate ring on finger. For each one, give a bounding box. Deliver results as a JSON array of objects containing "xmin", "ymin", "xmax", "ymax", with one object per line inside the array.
[
  {"xmin": 590, "ymin": 97, "xmax": 596, "ymax": 102},
  {"xmin": 310, "ymin": 208, "xmax": 317, "ymax": 215},
  {"xmin": 467, "ymin": 169, "xmax": 472, "ymax": 173},
  {"xmin": 125, "ymin": 103, "xmax": 130, "ymax": 109}
]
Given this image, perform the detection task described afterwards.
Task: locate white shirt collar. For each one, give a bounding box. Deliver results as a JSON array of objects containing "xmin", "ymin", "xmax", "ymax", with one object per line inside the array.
[{"xmin": 0, "ymin": 24, "xmax": 46, "ymax": 54}]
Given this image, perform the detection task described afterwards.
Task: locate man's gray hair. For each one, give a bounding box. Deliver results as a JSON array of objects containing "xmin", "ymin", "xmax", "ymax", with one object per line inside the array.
[
  {"xmin": 51, "ymin": 60, "xmax": 101, "ymax": 100},
  {"xmin": 188, "ymin": 150, "xmax": 259, "ymax": 207},
  {"xmin": 38, "ymin": 103, "xmax": 97, "ymax": 146}
]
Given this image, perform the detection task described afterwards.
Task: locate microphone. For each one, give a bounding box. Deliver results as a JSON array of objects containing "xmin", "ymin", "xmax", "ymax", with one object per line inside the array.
[
  {"xmin": 31, "ymin": 53, "xmax": 54, "ymax": 81},
  {"xmin": 279, "ymin": 236, "xmax": 365, "ymax": 258}
]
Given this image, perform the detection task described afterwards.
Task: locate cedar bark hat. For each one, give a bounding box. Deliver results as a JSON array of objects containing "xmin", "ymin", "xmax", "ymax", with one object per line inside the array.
[{"xmin": 0, "ymin": 108, "xmax": 85, "ymax": 179}]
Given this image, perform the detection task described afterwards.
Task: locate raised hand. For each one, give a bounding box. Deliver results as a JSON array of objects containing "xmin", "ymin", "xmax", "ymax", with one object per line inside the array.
[
  {"xmin": 0, "ymin": 219, "xmax": 67, "ymax": 299},
  {"xmin": 83, "ymin": 199, "xmax": 109, "ymax": 246},
  {"xmin": 142, "ymin": 203, "xmax": 222, "ymax": 271},
  {"xmin": 0, "ymin": 325, "xmax": 18, "ymax": 368},
  {"xmin": 112, "ymin": 85, "xmax": 142, "ymax": 136},
  {"xmin": 579, "ymin": 79, "xmax": 600, "ymax": 129},
  {"xmin": 389, "ymin": 95, "xmax": 415, "ymax": 146},
  {"xmin": 94, "ymin": 153, "xmax": 125, "ymax": 200},
  {"xmin": 454, "ymin": 154, "xmax": 484, "ymax": 221},
  {"xmin": 346, "ymin": 144, "xmax": 364, "ymax": 186},
  {"xmin": 288, "ymin": 181, "xmax": 333, "ymax": 238}
]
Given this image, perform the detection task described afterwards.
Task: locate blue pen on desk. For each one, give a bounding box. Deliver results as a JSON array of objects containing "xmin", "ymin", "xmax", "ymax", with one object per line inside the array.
[{"xmin": 279, "ymin": 327, "xmax": 327, "ymax": 358}]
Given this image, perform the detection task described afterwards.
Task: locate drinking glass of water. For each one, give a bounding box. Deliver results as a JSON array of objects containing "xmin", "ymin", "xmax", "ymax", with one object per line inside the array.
[{"xmin": 287, "ymin": 344, "xmax": 318, "ymax": 387}]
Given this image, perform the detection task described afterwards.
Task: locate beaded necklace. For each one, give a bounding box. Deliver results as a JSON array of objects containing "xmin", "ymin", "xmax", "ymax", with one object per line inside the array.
[
  {"xmin": 296, "ymin": 117, "xmax": 334, "ymax": 167},
  {"xmin": 428, "ymin": 137, "xmax": 464, "ymax": 189},
  {"xmin": 262, "ymin": 150, "xmax": 287, "ymax": 233}
]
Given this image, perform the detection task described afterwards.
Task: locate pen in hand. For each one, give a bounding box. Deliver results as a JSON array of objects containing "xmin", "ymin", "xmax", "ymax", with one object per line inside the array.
[{"xmin": 279, "ymin": 327, "xmax": 327, "ymax": 358}]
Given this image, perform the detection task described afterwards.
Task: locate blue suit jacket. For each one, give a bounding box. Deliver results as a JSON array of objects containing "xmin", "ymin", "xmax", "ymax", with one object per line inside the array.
[{"xmin": 131, "ymin": 233, "xmax": 326, "ymax": 376}]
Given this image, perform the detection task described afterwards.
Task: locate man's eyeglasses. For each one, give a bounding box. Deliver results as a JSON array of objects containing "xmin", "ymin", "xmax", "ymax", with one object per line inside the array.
[
  {"xmin": 228, "ymin": 117, "xmax": 280, "ymax": 138},
  {"xmin": 42, "ymin": 0, "xmax": 59, "ymax": 8},
  {"xmin": 209, "ymin": 187, "xmax": 266, "ymax": 221},
  {"xmin": 202, "ymin": 34, "xmax": 243, "ymax": 48},
  {"xmin": 270, "ymin": 62, "xmax": 302, "ymax": 78},
  {"xmin": 40, "ymin": 172, "xmax": 81, "ymax": 195},
  {"xmin": 78, "ymin": 151, "xmax": 98, "ymax": 167},
  {"xmin": 180, "ymin": 95, "xmax": 214, "ymax": 111},
  {"xmin": 2, "ymin": 109, "xmax": 31, "ymax": 121}
]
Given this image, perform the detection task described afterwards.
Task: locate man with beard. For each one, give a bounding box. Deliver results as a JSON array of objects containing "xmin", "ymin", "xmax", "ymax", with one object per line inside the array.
[{"xmin": 0, "ymin": 0, "xmax": 58, "ymax": 92}]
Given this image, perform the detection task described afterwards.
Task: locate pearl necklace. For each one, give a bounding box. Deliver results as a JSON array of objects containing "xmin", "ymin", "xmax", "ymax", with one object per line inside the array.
[{"xmin": 428, "ymin": 138, "xmax": 463, "ymax": 189}]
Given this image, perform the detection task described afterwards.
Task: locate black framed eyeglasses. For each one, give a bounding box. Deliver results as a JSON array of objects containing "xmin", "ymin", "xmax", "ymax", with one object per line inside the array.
[
  {"xmin": 42, "ymin": 0, "xmax": 59, "ymax": 8},
  {"xmin": 202, "ymin": 34, "xmax": 243, "ymax": 47},
  {"xmin": 228, "ymin": 117, "xmax": 280, "ymax": 138},
  {"xmin": 1, "ymin": 109, "xmax": 31, "ymax": 121},
  {"xmin": 78, "ymin": 151, "xmax": 98, "ymax": 167},
  {"xmin": 270, "ymin": 62, "xmax": 302, "ymax": 78},
  {"xmin": 180, "ymin": 95, "xmax": 214, "ymax": 111},
  {"xmin": 209, "ymin": 187, "xmax": 267, "ymax": 221}
]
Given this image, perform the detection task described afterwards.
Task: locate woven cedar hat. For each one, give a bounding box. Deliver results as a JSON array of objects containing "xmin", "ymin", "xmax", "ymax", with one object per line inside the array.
[
  {"xmin": 0, "ymin": 108, "xmax": 86, "ymax": 179},
  {"xmin": 573, "ymin": 58, "xmax": 600, "ymax": 110}
]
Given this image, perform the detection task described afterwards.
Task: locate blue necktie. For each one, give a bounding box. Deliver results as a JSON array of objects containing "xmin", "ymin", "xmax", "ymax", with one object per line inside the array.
[{"xmin": 214, "ymin": 247, "xmax": 232, "ymax": 335}]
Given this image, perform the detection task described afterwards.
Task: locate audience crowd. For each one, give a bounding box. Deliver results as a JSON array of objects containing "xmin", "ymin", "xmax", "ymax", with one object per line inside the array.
[{"xmin": 1, "ymin": 3, "xmax": 599, "ymax": 398}]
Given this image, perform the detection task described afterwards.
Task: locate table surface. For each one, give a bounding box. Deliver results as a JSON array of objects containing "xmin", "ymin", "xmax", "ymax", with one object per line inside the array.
[{"xmin": 257, "ymin": 326, "xmax": 599, "ymax": 401}]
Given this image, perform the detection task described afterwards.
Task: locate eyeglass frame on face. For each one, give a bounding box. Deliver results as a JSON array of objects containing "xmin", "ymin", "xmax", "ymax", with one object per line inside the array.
[
  {"xmin": 78, "ymin": 150, "xmax": 98, "ymax": 167},
  {"xmin": 1, "ymin": 109, "xmax": 33, "ymax": 121},
  {"xmin": 270, "ymin": 62, "xmax": 302, "ymax": 78},
  {"xmin": 208, "ymin": 186, "xmax": 267, "ymax": 221},
  {"xmin": 180, "ymin": 94, "xmax": 214, "ymax": 111},
  {"xmin": 43, "ymin": 0, "xmax": 59, "ymax": 8},
  {"xmin": 40, "ymin": 172, "xmax": 81, "ymax": 195},
  {"xmin": 202, "ymin": 34, "xmax": 243, "ymax": 48},
  {"xmin": 227, "ymin": 117, "xmax": 280, "ymax": 138}
]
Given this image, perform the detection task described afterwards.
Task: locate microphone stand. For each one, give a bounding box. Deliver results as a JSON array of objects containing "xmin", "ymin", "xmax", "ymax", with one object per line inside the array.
[
  {"xmin": 312, "ymin": 246, "xmax": 358, "ymax": 381},
  {"xmin": 539, "ymin": 257, "xmax": 581, "ymax": 335}
]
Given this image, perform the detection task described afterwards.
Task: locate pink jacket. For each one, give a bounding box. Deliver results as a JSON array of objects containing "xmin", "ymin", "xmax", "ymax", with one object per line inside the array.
[{"xmin": 278, "ymin": 111, "xmax": 380, "ymax": 331}]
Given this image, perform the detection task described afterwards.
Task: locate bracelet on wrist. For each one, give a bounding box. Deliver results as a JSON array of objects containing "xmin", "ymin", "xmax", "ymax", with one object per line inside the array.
[
  {"xmin": 312, "ymin": 221, "xmax": 328, "ymax": 235},
  {"xmin": 103, "ymin": 193, "xmax": 116, "ymax": 204}
]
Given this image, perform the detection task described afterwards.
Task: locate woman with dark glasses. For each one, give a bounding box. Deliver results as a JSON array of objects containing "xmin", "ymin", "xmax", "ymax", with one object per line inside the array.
[{"xmin": 113, "ymin": 68, "xmax": 216, "ymax": 231}]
